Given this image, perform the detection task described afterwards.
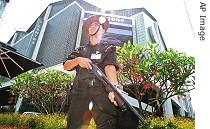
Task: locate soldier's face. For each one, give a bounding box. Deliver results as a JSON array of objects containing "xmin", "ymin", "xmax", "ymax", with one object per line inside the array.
[{"xmin": 88, "ymin": 22, "xmax": 104, "ymax": 36}]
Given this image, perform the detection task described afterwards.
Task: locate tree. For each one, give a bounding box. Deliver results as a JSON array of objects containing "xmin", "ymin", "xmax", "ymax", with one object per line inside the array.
[
  {"xmin": 0, "ymin": 76, "xmax": 6, "ymax": 84},
  {"xmin": 11, "ymin": 69, "xmax": 74, "ymax": 114},
  {"xmin": 117, "ymin": 41, "xmax": 195, "ymax": 116}
]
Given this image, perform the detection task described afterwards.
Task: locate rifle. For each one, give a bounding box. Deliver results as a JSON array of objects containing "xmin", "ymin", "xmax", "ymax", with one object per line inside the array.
[{"xmin": 91, "ymin": 64, "xmax": 147, "ymax": 124}]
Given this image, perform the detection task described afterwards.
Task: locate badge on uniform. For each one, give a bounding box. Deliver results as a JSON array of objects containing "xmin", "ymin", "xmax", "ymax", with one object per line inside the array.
[{"xmin": 91, "ymin": 51, "xmax": 101, "ymax": 59}]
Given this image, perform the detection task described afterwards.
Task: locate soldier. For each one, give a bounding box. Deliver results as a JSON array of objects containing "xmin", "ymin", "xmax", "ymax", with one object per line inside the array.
[
  {"xmin": 63, "ymin": 14, "xmax": 139, "ymax": 129},
  {"xmin": 63, "ymin": 15, "xmax": 120, "ymax": 129}
]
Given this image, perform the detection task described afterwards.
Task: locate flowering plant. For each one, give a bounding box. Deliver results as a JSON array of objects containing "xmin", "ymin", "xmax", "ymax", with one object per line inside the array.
[{"xmin": 117, "ymin": 41, "xmax": 195, "ymax": 116}]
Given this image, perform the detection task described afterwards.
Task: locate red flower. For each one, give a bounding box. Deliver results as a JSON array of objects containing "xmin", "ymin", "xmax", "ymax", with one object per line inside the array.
[
  {"xmin": 131, "ymin": 67, "xmax": 137, "ymax": 75},
  {"xmin": 8, "ymin": 97, "xmax": 13, "ymax": 104},
  {"xmin": 135, "ymin": 76, "xmax": 143, "ymax": 81},
  {"xmin": 139, "ymin": 92, "xmax": 145, "ymax": 96},
  {"xmin": 152, "ymin": 69, "xmax": 157, "ymax": 75},
  {"xmin": 143, "ymin": 83, "xmax": 159, "ymax": 89},
  {"xmin": 143, "ymin": 83, "xmax": 152, "ymax": 89}
]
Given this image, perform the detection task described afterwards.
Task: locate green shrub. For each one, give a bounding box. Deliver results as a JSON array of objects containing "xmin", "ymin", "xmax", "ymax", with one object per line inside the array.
[
  {"xmin": 139, "ymin": 116, "xmax": 195, "ymax": 129},
  {"xmin": 0, "ymin": 113, "xmax": 66, "ymax": 129},
  {"xmin": 0, "ymin": 113, "xmax": 194, "ymax": 129},
  {"xmin": 0, "ymin": 113, "xmax": 19, "ymax": 126}
]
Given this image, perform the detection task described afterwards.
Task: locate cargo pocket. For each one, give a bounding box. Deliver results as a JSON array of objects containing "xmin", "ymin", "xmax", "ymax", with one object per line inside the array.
[{"xmin": 93, "ymin": 92, "xmax": 118, "ymax": 117}]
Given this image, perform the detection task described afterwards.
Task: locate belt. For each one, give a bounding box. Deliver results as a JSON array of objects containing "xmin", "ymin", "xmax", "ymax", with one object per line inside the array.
[{"xmin": 76, "ymin": 77, "xmax": 103, "ymax": 88}]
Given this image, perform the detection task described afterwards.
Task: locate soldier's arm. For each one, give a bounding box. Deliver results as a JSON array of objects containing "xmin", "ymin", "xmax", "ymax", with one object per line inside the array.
[
  {"xmin": 63, "ymin": 58, "xmax": 79, "ymax": 71},
  {"xmin": 104, "ymin": 65, "xmax": 118, "ymax": 86},
  {"xmin": 105, "ymin": 64, "xmax": 119, "ymax": 106},
  {"xmin": 64, "ymin": 57, "xmax": 92, "ymax": 70}
]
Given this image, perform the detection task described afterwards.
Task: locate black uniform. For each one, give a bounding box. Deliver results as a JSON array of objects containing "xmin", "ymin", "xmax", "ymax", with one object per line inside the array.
[{"xmin": 64, "ymin": 43, "xmax": 119, "ymax": 129}]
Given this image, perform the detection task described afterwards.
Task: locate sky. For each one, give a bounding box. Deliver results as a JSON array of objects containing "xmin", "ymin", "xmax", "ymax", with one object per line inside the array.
[{"xmin": 0, "ymin": 0, "xmax": 209, "ymax": 127}]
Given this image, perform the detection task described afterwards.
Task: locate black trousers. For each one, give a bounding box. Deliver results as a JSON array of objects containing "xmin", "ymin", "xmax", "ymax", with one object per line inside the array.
[
  {"xmin": 67, "ymin": 78, "xmax": 139, "ymax": 129},
  {"xmin": 67, "ymin": 78, "xmax": 118, "ymax": 129}
]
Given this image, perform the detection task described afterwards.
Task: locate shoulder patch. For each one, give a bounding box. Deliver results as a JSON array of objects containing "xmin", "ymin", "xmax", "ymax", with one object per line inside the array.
[
  {"xmin": 105, "ymin": 45, "xmax": 116, "ymax": 53},
  {"xmin": 70, "ymin": 46, "xmax": 86, "ymax": 58}
]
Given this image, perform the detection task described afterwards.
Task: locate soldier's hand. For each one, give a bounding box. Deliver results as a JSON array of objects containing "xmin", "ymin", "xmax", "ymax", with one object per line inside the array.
[
  {"xmin": 76, "ymin": 57, "xmax": 92, "ymax": 69},
  {"xmin": 108, "ymin": 92, "xmax": 118, "ymax": 106}
]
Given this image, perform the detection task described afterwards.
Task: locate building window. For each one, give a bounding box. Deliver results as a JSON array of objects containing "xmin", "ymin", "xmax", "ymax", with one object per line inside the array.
[
  {"xmin": 147, "ymin": 26, "xmax": 157, "ymax": 44},
  {"xmin": 0, "ymin": 0, "xmax": 7, "ymax": 17}
]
